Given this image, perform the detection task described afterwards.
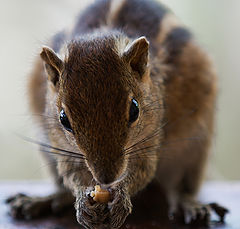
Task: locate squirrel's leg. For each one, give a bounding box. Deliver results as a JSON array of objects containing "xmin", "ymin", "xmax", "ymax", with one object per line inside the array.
[
  {"xmin": 168, "ymin": 161, "xmax": 229, "ymax": 225},
  {"xmin": 6, "ymin": 188, "xmax": 74, "ymax": 220},
  {"xmin": 6, "ymin": 151, "xmax": 75, "ymax": 220}
]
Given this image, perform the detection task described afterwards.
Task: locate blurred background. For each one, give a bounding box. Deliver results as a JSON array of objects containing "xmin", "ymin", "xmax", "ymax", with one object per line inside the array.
[{"xmin": 0, "ymin": 0, "xmax": 239, "ymax": 181}]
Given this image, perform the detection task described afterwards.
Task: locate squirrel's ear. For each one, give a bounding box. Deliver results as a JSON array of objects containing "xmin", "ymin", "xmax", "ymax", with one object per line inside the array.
[
  {"xmin": 40, "ymin": 46, "xmax": 63, "ymax": 86},
  {"xmin": 123, "ymin": 36, "xmax": 149, "ymax": 77}
]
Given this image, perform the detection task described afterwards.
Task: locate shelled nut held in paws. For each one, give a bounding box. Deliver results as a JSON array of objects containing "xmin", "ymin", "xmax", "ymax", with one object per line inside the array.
[{"xmin": 90, "ymin": 185, "xmax": 110, "ymax": 203}]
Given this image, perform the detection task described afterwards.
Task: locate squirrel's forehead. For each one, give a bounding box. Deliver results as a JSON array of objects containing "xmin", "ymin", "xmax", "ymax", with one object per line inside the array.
[
  {"xmin": 62, "ymin": 51, "xmax": 129, "ymax": 94},
  {"xmin": 64, "ymin": 37, "xmax": 126, "ymax": 73},
  {"xmin": 61, "ymin": 40, "xmax": 131, "ymax": 106},
  {"xmin": 62, "ymin": 63, "xmax": 127, "ymax": 89},
  {"xmin": 61, "ymin": 68, "xmax": 129, "ymax": 107},
  {"xmin": 66, "ymin": 38, "xmax": 119, "ymax": 60}
]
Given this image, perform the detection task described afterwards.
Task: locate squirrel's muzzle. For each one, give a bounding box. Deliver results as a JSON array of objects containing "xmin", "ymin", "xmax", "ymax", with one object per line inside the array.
[
  {"xmin": 95, "ymin": 170, "xmax": 116, "ymax": 185},
  {"xmin": 86, "ymin": 152, "xmax": 126, "ymax": 185}
]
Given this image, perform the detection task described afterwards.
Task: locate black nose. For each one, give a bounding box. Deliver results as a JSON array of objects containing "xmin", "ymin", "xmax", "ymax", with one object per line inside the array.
[{"xmin": 97, "ymin": 173, "xmax": 116, "ymax": 185}]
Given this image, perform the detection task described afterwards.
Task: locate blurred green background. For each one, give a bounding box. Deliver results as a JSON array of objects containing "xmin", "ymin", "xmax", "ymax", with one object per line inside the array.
[{"xmin": 0, "ymin": 0, "xmax": 239, "ymax": 180}]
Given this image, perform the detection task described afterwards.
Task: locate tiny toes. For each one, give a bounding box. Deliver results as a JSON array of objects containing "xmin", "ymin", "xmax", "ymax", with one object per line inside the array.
[
  {"xmin": 180, "ymin": 201, "xmax": 212, "ymax": 225},
  {"xmin": 209, "ymin": 202, "xmax": 229, "ymax": 222},
  {"xmin": 6, "ymin": 193, "xmax": 26, "ymax": 204},
  {"xmin": 6, "ymin": 193, "xmax": 52, "ymax": 220},
  {"xmin": 177, "ymin": 199, "xmax": 228, "ymax": 226},
  {"xmin": 195, "ymin": 205, "xmax": 210, "ymax": 220}
]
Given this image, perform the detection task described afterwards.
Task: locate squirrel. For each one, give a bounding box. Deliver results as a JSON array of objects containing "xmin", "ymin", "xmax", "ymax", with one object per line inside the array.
[{"xmin": 7, "ymin": 0, "xmax": 228, "ymax": 228}]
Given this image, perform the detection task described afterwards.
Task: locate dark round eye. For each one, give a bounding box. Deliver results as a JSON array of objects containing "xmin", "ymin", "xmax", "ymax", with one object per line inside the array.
[
  {"xmin": 60, "ymin": 109, "xmax": 73, "ymax": 132},
  {"xmin": 129, "ymin": 98, "xmax": 139, "ymax": 124}
]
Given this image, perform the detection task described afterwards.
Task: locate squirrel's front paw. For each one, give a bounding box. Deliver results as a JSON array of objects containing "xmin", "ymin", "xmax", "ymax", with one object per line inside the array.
[
  {"xmin": 75, "ymin": 189, "xmax": 109, "ymax": 229},
  {"xmin": 75, "ymin": 186, "xmax": 132, "ymax": 229},
  {"xmin": 108, "ymin": 187, "xmax": 132, "ymax": 228}
]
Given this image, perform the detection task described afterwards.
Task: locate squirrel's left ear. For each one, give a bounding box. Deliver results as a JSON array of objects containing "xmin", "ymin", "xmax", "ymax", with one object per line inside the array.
[
  {"xmin": 40, "ymin": 46, "xmax": 63, "ymax": 86},
  {"xmin": 123, "ymin": 36, "xmax": 149, "ymax": 78}
]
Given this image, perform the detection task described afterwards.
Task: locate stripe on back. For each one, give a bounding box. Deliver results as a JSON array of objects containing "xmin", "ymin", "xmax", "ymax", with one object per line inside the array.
[{"xmin": 164, "ymin": 27, "xmax": 192, "ymax": 63}]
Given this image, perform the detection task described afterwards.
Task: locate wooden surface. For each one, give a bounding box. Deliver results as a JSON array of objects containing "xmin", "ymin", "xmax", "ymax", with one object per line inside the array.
[{"xmin": 0, "ymin": 181, "xmax": 239, "ymax": 229}]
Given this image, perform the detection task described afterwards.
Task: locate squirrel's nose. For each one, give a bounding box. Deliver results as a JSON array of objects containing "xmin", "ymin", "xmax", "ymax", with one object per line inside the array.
[
  {"xmin": 87, "ymin": 153, "xmax": 124, "ymax": 185},
  {"xmin": 97, "ymin": 173, "xmax": 116, "ymax": 185}
]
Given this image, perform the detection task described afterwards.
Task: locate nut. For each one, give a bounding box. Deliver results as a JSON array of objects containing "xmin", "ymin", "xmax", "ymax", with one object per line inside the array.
[{"xmin": 90, "ymin": 185, "xmax": 110, "ymax": 203}]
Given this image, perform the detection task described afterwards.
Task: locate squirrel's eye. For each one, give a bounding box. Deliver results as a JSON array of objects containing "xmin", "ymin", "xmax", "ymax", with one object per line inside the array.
[
  {"xmin": 60, "ymin": 109, "xmax": 73, "ymax": 132},
  {"xmin": 129, "ymin": 98, "xmax": 139, "ymax": 124}
]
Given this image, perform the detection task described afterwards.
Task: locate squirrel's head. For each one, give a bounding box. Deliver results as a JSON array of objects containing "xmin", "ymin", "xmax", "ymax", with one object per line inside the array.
[{"xmin": 40, "ymin": 32, "xmax": 162, "ymax": 186}]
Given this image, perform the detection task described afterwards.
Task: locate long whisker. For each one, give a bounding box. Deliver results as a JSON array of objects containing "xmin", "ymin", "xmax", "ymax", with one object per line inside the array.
[
  {"xmin": 124, "ymin": 109, "xmax": 197, "ymax": 154},
  {"xmin": 40, "ymin": 149, "xmax": 86, "ymax": 160},
  {"xmin": 60, "ymin": 167, "xmax": 84, "ymax": 178},
  {"xmin": 16, "ymin": 134, "xmax": 86, "ymax": 159},
  {"xmin": 126, "ymin": 137, "xmax": 201, "ymax": 159},
  {"xmin": 39, "ymin": 144, "xmax": 86, "ymax": 159},
  {"xmin": 124, "ymin": 122, "xmax": 167, "ymax": 153},
  {"xmin": 125, "ymin": 144, "xmax": 161, "ymax": 156},
  {"xmin": 127, "ymin": 145, "xmax": 163, "ymax": 159},
  {"xmin": 127, "ymin": 145, "xmax": 186, "ymax": 162},
  {"xmin": 34, "ymin": 157, "xmax": 86, "ymax": 173}
]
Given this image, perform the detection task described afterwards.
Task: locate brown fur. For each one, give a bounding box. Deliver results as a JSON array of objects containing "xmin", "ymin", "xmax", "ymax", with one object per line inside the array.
[{"xmin": 15, "ymin": 0, "xmax": 228, "ymax": 228}]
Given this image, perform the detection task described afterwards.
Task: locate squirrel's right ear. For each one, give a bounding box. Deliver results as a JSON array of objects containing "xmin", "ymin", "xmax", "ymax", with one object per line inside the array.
[{"xmin": 40, "ymin": 46, "xmax": 63, "ymax": 86}]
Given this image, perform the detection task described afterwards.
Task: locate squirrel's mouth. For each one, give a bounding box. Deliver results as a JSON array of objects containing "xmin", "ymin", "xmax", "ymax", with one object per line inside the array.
[
  {"xmin": 90, "ymin": 168, "xmax": 124, "ymax": 186},
  {"xmin": 85, "ymin": 157, "xmax": 128, "ymax": 186},
  {"xmin": 93, "ymin": 172, "xmax": 128, "ymax": 189}
]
